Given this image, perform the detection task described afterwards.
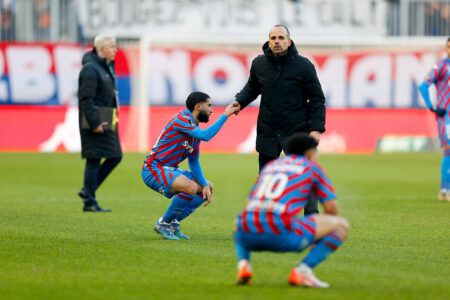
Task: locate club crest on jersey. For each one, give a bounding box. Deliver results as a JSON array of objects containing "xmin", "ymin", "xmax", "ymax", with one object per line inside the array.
[
  {"xmin": 183, "ymin": 141, "xmax": 194, "ymax": 153},
  {"xmin": 188, "ymin": 118, "xmax": 195, "ymax": 126}
]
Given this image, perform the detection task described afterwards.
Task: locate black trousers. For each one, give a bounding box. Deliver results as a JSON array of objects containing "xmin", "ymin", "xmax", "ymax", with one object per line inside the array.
[
  {"xmin": 83, "ymin": 156, "xmax": 122, "ymax": 205},
  {"xmin": 258, "ymin": 152, "xmax": 319, "ymax": 216}
]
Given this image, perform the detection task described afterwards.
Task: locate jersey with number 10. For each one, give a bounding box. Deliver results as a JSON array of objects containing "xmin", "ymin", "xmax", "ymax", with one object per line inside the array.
[
  {"xmin": 236, "ymin": 154, "xmax": 336, "ymax": 235},
  {"xmin": 427, "ymin": 58, "xmax": 450, "ymax": 110}
]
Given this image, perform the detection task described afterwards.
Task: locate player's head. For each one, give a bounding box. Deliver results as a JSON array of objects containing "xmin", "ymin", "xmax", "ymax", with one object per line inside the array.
[
  {"xmin": 447, "ymin": 37, "xmax": 450, "ymax": 58},
  {"xmin": 268, "ymin": 25, "xmax": 291, "ymax": 57},
  {"xmin": 286, "ymin": 133, "xmax": 319, "ymax": 162},
  {"xmin": 94, "ymin": 33, "xmax": 117, "ymax": 64},
  {"xmin": 186, "ymin": 91, "xmax": 212, "ymax": 123}
]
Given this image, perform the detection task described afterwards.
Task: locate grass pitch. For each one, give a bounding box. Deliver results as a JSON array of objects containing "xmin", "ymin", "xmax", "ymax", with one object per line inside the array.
[{"xmin": 0, "ymin": 153, "xmax": 448, "ymax": 299}]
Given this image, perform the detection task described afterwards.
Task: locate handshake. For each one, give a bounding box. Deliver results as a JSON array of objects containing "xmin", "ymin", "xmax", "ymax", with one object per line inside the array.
[
  {"xmin": 430, "ymin": 107, "xmax": 447, "ymax": 117},
  {"xmin": 224, "ymin": 101, "xmax": 242, "ymax": 117}
]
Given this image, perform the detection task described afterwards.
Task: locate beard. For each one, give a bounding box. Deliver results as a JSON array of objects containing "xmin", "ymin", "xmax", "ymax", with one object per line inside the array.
[{"xmin": 198, "ymin": 110, "xmax": 210, "ymax": 123}]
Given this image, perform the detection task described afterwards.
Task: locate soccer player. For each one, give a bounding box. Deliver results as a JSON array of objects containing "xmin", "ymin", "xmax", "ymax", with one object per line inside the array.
[
  {"xmin": 234, "ymin": 133, "xmax": 350, "ymax": 288},
  {"xmin": 419, "ymin": 37, "xmax": 450, "ymax": 201},
  {"xmin": 142, "ymin": 91, "xmax": 238, "ymax": 240}
]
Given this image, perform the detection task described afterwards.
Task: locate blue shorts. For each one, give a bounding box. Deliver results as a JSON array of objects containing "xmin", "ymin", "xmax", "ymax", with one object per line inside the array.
[
  {"xmin": 141, "ymin": 167, "xmax": 193, "ymax": 199},
  {"xmin": 234, "ymin": 217, "xmax": 316, "ymax": 253}
]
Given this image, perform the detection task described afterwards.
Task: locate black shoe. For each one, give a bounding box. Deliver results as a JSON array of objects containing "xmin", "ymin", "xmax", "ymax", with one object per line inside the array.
[
  {"xmin": 83, "ymin": 205, "xmax": 112, "ymax": 212},
  {"xmin": 78, "ymin": 188, "xmax": 88, "ymax": 199}
]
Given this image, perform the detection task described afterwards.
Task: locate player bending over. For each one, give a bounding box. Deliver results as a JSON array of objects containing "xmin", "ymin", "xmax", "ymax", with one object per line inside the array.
[
  {"xmin": 142, "ymin": 91, "xmax": 238, "ymax": 240},
  {"xmin": 418, "ymin": 36, "xmax": 450, "ymax": 201},
  {"xmin": 234, "ymin": 133, "xmax": 350, "ymax": 288}
]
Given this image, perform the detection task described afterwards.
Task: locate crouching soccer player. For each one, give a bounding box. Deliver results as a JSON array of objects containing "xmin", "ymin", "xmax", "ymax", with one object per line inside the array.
[
  {"xmin": 142, "ymin": 91, "xmax": 238, "ymax": 240},
  {"xmin": 234, "ymin": 133, "xmax": 350, "ymax": 288}
]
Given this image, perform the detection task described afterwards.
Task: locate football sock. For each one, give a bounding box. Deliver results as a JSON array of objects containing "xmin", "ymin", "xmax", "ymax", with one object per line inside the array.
[
  {"xmin": 442, "ymin": 154, "xmax": 450, "ymax": 190},
  {"xmin": 301, "ymin": 233, "xmax": 343, "ymax": 269},
  {"xmin": 176, "ymin": 193, "xmax": 205, "ymax": 221},
  {"xmin": 162, "ymin": 193, "xmax": 194, "ymax": 223},
  {"xmin": 235, "ymin": 241, "xmax": 251, "ymax": 261},
  {"xmin": 295, "ymin": 263, "xmax": 313, "ymax": 274},
  {"xmin": 238, "ymin": 259, "xmax": 252, "ymax": 271}
]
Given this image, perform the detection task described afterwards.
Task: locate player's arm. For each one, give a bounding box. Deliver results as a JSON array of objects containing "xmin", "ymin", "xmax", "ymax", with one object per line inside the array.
[
  {"xmin": 234, "ymin": 60, "xmax": 261, "ymax": 110},
  {"xmin": 419, "ymin": 63, "xmax": 445, "ymax": 116},
  {"xmin": 322, "ymin": 199, "xmax": 338, "ymax": 216},
  {"xmin": 418, "ymin": 81, "xmax": 433, "ymax": 110},
  {"xmin": 189, "ymin": 114, "xmax": 228, "ymax": 142},
  {"xmin": 177, "ymin": 104, "xmax": 238, "ymax": 142},
  {"xmin": 188, "ymin": 152, "xmax": 211, "ymax": 205},
  {"xmin": 311, "ymin": 163, "xmax": 337, "ymax": 215}
]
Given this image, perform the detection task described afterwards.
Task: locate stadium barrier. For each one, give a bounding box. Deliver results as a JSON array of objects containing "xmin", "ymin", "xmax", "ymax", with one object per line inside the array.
[{"xmin": 0, "ymin": 106, "xmax": 438, "ymax": 154}]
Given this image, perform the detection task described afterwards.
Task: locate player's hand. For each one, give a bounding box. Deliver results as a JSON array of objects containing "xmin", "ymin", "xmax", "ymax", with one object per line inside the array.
[
  {"xmin": 309, "ymin": 131, "xmax": 321, "ymax": 143},
  {"xmin": 431, "ymin": 108, "xmax": 446, "ymax": 117},
  {"xmin": 208, "ymin": 181, "xmax": 214, "ymax": 195},
  {"xmin": 92, "ymin": 121, "xmax": 108, "ymax": 133},
  {"xmin": 202, "ymin": 185, "xmax": 212, "ymax": 206},
  {"xmin": 224, "ymin": 102, "xmax": 240, "ymax": 117},
  {"xmin": 230, "ymin": 101, "xmax": 241, "ymax": 116}
]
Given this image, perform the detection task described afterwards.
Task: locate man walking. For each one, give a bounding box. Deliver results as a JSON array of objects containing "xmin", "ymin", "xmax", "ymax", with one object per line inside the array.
[
  {"xmin": 78, "ymin": 33, "xmax": 122, "ymax": 212},
  {"xmin": 232, "ymin": 25, "xmax": 326, "ymax": 215}
]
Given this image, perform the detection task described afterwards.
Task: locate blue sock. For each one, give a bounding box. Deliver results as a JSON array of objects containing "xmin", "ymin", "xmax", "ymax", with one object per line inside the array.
[
  {"xmin": 162, "ymin": 193, "xmax": 194, "ymax": 223},
  {"xmin": 301, "ymin": 233, "xmax": 343, "ymax": 269},
  {"xmin": 234, "ymin": 232, "xmax": 250, "ymax": 260},
  {"xmin": 442, "ymin": 154, "xmax": 450, "ymax": 190},
  {"xmin": 176, "ymin": 194, "xmax": 205, "ymax": 221}
]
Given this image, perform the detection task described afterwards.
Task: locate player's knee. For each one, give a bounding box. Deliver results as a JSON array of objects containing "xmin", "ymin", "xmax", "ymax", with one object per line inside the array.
[
  {"xmin": 336, "ymin": 217, "xmax": 350, "ymax": 240},
  {"xmin": 186, "ymin": 181, "xmax": 198, "ymax": 195},
  {"xmin": 179, "ymin": 180, "xmax": 198, "ymax": 196}
]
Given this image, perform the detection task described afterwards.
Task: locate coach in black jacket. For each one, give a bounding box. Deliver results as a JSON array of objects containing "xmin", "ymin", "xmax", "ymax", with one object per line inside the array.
[
  {"xmin": 77, "ymin": 33, "xmax": 122, "ymax": 212},
  {"xmin": 232, "ymin": 25, "xmax": 326, "ymax": 215}
]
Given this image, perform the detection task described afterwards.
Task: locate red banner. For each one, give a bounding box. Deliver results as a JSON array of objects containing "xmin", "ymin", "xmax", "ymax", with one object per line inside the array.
[{"xmin": 0, "ymin": 106, "xmax": 438, "ymax": 153}]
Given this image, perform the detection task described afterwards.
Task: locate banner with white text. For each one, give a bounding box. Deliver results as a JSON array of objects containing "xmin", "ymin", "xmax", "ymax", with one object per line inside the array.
[{"xmin": 0, "ymin": 43, "xmax": 444, "ymax": 108}]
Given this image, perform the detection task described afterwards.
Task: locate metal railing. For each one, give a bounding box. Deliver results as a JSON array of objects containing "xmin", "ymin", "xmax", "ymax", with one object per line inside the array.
[
  {"xmin": 1, "ymin": 0, "xmax": 78, "ymax": 42},
  {"xmin": 0, "ymin": 0, "xmax": 448, "ymax": 42}
]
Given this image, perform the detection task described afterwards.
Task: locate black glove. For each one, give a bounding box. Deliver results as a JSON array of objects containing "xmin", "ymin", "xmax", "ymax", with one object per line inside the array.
[{"xmin": 431, "ymin": 108, "xmax": 447, "ymax": 117}]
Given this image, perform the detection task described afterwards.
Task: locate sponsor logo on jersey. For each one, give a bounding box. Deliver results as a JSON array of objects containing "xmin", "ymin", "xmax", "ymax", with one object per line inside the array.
[{"xmin": 183, "ymin": 141, "xmax": 194, "ymax": 153}]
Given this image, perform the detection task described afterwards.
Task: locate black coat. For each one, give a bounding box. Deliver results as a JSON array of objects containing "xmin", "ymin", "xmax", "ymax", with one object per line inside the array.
[
  {"xmin": 78, "ymin": 49, "xmax": 122, "ymax": 159},
  {"xmin": 235, "ymin": 41, "xmax": 326, "ymax": 157}
]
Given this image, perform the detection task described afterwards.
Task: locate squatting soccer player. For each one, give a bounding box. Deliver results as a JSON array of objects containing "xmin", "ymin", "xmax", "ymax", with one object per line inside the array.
[
  {"xmin": 419, "ymin": 37, "xmax": 450, "ymax": 201},
  {"xmin": 141, "ymin": 92, "xmax": 238, "ymax": 240},
  {"xmin": 234, "ymin": 133, "xmax": 350, "ymax": 288}
]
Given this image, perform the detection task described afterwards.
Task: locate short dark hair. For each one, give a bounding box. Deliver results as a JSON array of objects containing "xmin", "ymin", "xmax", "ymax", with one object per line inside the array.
[
  {"xmin": 447, "ymin": 36, "xmax": 450, "ymax": 43},
  {"xmin": 186, "ymin": 91, "xmax": 210, "ymax": 111},
  {"xmin": 286, "ymin": 132, "xmax": 318, "ymax": 156},
  {"xmin": 271, "ymin": 24, "xmax": 290, "ymax": 39}
]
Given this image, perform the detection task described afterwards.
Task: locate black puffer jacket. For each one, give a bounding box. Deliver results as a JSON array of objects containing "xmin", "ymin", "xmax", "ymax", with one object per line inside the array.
[
  {"xmin": 78, "ymin": 49, "xmax": 122, "ymax": 159},
  {"xmin": 235, "ymin": 41, "xmax": 326, "ymax": 157}
]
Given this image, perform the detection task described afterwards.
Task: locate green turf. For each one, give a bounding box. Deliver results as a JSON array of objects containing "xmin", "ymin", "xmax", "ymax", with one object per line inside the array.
[{"xmin": 0, "ymin": 153, "xmax": 448, "ymax": 299}]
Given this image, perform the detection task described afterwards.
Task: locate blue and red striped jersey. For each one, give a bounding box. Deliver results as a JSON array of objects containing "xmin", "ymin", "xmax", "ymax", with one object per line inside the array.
[
  {"xmin": 236, "ymin": 154, "xmax": 336, "ymax": 234},
  {"xmin": 143, "ymin": 109, "xmax": 201, "ymax": 170},
  {"xmin": 426, "ymin": 58, "xmax": 450, "ymax": 110}
]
